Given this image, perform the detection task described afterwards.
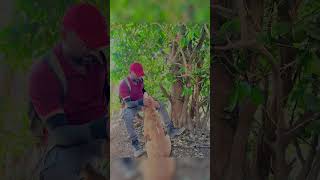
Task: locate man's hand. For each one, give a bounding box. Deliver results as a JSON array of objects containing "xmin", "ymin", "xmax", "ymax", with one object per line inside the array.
[
  {"xmin": 143, "ymin": 98, "xmax": 152, "ymax": 107},
  {"xmin": 143, "ymin": 97, "xmax": 160, "ymax": 109},
  {"xmin": 154, "ymin": 101, "xmax": 160, "ymax": 109}
]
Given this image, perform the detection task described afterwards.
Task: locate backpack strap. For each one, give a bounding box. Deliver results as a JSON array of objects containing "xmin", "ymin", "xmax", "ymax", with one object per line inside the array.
[
  {"xmin": 44, "ymin": 50, "xmax": 67, "ymax": 100},
  {"xmin": 124, "ymin": 77, "xmax": 131, "ymax": 93}
]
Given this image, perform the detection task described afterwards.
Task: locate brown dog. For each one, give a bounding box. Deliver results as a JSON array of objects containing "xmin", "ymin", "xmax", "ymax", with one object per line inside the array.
[
  {"xmin": 143, "ymin": 94, "xmax": 171, "ymax": 157},
  {"xmin": 140, "ymin": 94, "xmax": 175, "ymax": 180},
  {"xmin": 140, "ymin": 158, "xmax": 176, "ymax": 180}
]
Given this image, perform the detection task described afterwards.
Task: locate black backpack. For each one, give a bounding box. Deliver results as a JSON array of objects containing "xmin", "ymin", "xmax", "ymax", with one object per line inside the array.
[{"xmin": 28, "ymin": 50, "xmax": 108, "ymax": 142}]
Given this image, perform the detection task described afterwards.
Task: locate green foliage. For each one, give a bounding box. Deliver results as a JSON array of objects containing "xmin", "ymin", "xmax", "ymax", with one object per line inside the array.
[
  {"xmin": 110, "ymin": 0, "xmax": 210, "ymax": 23},
  {"xmin": 0, "ymin": 0, "xmax": 107, "ymax": 174},
  {"xmin": 226, "ymin": 81, "xmax": 264, "ymax": 112},
  {"xmin": 271, "ymin": 22, "xmax": 291, "ymax": 38},
  {"xmin": 0, "ymin": 0, "xmax": 107, "ymax": 71},
  {"xmin": 111, "ymin": 23, "xmax": 210, "ymax": 112},
  {"xmin": 219, "ymin": 18, "xmax": 241, "ymax": 34}
]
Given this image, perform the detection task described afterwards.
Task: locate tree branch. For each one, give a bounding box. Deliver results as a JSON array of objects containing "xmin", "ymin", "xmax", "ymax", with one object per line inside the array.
[
  {"xmin": 159, "ymin": 84, "xmax": 172, "ymax": 103},
  {"xmin": 212, "ymin": 4, "xmax": 237, "ymax": 19},
  {"xmin": 214, "ymin": 39, "xmax": 257, "ymax": 50},
  {"xmin": 179, "ymin": 46, "xmax": 188, "ymax": 67},
  {"xmin": 306, "ymin": 147, "xmax": 320, "ymax": 180},
  {"xmin": 296, "ymin": 135, "xmax": 318, "ymax": 180},
  {"xmin": 190, "ymin": 25, "xmax": 207, "ymax": 62},
  {"xmin": 294, "ymin": 139, "xmax": 305, "ymax": 165},
  {"xmin": 285, "ymin": 112, "xmax": 320, "ymax": 138}
]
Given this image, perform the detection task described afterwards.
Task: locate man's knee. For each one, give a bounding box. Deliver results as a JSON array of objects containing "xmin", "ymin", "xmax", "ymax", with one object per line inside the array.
[
  {"xmin": 122, "ymin": 109, "xmax": 136, "ymax": 121},
  {"xmin": 157, "ymin": 102, "xmax": 166, "ymax": 110}
]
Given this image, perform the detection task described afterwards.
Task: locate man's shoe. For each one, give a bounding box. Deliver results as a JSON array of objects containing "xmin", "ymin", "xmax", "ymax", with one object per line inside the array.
[
  {"xmin": 120, "ymin": 158, "xmax": 138, "ymax": 178},
  {"xmin": 132, "ymin": 139, "xmax": 145, "ymax": 158},
  {"xmin": 167, "ymin": 124, "xmax": 186, "ymax": 138}
]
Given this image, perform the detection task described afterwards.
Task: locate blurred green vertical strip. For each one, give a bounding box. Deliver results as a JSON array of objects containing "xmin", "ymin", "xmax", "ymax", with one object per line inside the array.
[
  {"xmin": 0, "ymin": 0, "xmax": 107, "ymax": 71},
  {"xmin": 110, "ymin": 0, "xmax": 210, "ymax": 23},
  {"xmin": 0, "ymin": 1, "xmax": 109, "ymax": 177}
]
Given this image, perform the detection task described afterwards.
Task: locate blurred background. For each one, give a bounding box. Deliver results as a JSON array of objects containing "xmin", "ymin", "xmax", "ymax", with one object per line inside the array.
[
  {"xmin": 110, "ymin": 158, "xmax": 210, "ymax": 180},
  {"xmin": 111, "ymin": 0, "xmax": 210, "ymax": 23},
  {"xmin": 0, "ymin": 0, "xmax": 107, "ymax": 179}
]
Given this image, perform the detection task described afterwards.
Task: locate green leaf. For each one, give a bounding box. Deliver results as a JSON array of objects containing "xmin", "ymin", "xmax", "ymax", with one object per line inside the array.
[
  {"xmin": 307, "ymin": 23, "xmax": 320, "ymax": 41},
  {"xmin": 271, "ymin": 22, "xmax": 291, "ymax": 38},
  {"xmin": 251, "ymin": 87, "xmax": 264, "ymax": 105},
  {"xmin": 179, "ymin": 37, "xmax": 188, "ymax": 47},
  {"xmin": 306, "ymin": 121, "xmax": 320, "ymax": 135},
  {"xmin": 225, "ymin": 84, "xmax": 240, "ymax": 112},
  {"xmin": 303, "ymin": 93, "xmax": 320, "ymax": 112},
  {"xmin": 256, "ymin": 32, "xmax": 272, "ymax": 45},
  {"xmin": 182, "ymin": 87, "xmax": 193, "ymax": 96},
  {"xmin": 238, "ymin": 81, "xmax": 251, "ymax": 101},
  {"xmin": 304, "ymin": 52, "xmax": 320, "ymax": 76},
  {"xmin": 219, "ymin": 18, "xmax": 240, "ymax": 34}
]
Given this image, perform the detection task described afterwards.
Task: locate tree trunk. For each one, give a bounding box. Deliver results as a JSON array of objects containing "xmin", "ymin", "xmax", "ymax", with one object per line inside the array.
[{"xmin": 170, "ymin": 79, "xmax": 184, "ymax": 127}]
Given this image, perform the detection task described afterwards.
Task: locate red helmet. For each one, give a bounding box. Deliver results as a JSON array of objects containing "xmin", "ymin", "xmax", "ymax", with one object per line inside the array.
[
  {"xmin": 62, "ymin": 3, "xmax": 108, "ymax": 49},
  {"xmin": 130, "ymin": 62, "xmax": 144, "ymax": 77}
]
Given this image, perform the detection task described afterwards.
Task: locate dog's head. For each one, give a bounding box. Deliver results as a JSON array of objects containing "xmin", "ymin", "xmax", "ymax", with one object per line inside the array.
[{"xmin": 143, "ymin": 94, "xmax": 157, "ymax": 109}]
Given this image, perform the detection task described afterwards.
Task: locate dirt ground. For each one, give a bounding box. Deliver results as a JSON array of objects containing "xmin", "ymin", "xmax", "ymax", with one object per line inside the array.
[{"xmin": 110, "ymin": 111, "xmax": 210, "ymax": 158}]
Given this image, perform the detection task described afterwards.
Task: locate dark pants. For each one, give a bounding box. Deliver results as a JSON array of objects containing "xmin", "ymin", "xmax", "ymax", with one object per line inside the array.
[
  {"xmin": 39, "ymin": 117, "xmax": 107, "ymax": 180},
  {"xmin": 39, "ymin": 140, "xmax": 105, "ymax": 180},
  {"xmin": 122, "ymin": 102, "xmax": 172, "ymax": 142}
]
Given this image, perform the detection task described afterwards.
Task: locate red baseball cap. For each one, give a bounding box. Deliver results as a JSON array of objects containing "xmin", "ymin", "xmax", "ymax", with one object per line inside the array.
[
  {"xmin": 62, "ymin": 3, "xmax": 108, "ymax": 49},
  {"xmin": 130, "ymin": 62, "xmax": 145, "ymax": 77}
]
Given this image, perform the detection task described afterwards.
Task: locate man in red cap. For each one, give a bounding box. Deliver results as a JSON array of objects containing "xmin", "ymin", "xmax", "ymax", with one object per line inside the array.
[
  {"xmin": 119, "ymin": 62, "xmax": 185, "ymax": 157},
  {"xmin": 28, "ymin": 3, "xmax": 108, "ymax": 179}
]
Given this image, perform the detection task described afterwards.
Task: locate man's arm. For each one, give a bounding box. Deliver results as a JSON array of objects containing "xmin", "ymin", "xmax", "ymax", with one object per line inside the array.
[
  {"xmin": 29, "ymin": 63, "xmax": 96, "ymax": 145},
  {"xmin": 119, "ymin": 80, "xmax": 145, "ymax": 108},
  {"xmin": 123, "ymin": 97, "xmax": 144, "ymax": 108}
]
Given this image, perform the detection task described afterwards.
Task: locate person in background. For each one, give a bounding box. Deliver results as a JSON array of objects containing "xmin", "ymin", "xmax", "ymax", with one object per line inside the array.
[
  {"xmin": 119, "ymin": 62, "xmax": 185, "ymax": 157},
  {"xmin": 28, "ymin": 3, "xmax": 108, "ymax": 179}
]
